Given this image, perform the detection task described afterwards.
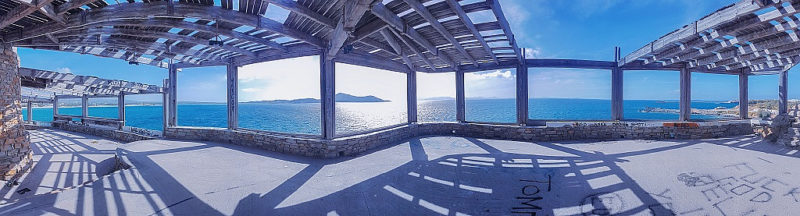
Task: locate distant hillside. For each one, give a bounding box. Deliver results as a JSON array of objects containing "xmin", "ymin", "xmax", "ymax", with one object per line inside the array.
[{"xmin": 244, "ymin": 93, "xmax": 389, "ymax": 104}]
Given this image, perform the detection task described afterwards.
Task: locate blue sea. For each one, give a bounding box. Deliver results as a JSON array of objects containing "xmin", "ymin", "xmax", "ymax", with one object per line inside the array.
[{"xmin": 23, "ymin": 99, "xmax": 738, "ymax": 135}]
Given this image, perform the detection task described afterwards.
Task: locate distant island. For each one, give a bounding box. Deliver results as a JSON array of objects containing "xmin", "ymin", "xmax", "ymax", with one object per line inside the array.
[{"xmin": 244, "ymin": 93, "xmax": 389, "ymax": 104}]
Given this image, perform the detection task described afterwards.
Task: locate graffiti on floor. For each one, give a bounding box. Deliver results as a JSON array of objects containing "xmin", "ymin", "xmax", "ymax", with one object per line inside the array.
[
  {"xmin": 511, "ymin": 174, "xmax": 552, "ymax": 216},
  {"xmin": 669, "ymin": 162, "xmax": 800, "ymax": 215}
]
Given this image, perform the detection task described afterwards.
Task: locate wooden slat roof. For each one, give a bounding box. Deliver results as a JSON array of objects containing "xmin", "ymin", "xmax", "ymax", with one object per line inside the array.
[
  {"xmin": 622, "ymin": 0, "xmax": 800, "ymax": 75},
  {"xmin": 0, "ymin": 0, "xmax": 521, "ymax": 73},
  {"xmin": 19, "ymin": 67, "xmax": 165, "ymax": 101}
]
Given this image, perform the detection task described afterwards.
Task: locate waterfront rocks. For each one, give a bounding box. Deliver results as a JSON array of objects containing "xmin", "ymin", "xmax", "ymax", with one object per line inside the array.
[
  {"xmin": 0, "ymin": 43, "xmax": 32, "ymax": 180},
  {"xmin": 165, "ymin": 121, "xmax": 756, "ymax": 158},
  {"xmin": 760, "ymin": 114, "xmax": 792, "ymax": 142}
]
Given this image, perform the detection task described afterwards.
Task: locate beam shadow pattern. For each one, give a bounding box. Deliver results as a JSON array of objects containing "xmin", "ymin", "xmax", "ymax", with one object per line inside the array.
[{"xmin": 0, "ymin": 129, "xmax": 798, "ymax": 215}]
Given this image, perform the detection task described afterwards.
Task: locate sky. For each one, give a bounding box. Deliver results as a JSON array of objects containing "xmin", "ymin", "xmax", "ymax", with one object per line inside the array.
[{"xmin": 15, "ymin": 0, "xmax": 798, "ymax": 102}]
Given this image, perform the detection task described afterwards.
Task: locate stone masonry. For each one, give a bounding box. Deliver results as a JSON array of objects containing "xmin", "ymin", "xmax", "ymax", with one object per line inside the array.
[
  {"xmin": 0, "ymin": 44, "xmax": 32, "ymax": 180},
  {"xmin": 165, "ymin": 121, "xmax": 756, "ymax": 158}
]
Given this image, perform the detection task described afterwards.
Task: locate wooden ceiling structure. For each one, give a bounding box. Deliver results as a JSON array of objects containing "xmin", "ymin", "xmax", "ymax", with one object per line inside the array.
[
  {"xmin": 19, "ymin": 67, "xmax": 165, "ymax": 103},
  {"xmin": 621, "ymin": 0, "xmax": 800, "ymax": 75},
  {"xmin": 0, "ymin": 0, "xmax": 521, "ymax": 73}
]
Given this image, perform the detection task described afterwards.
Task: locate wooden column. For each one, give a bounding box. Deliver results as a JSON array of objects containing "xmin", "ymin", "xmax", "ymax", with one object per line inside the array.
[
  {"xmin": 611, "ymin": 47, "xmax": 623, "ymax": 121},
  {"xmin": 407, "ymin": 69, "xmax": 418, "ymax": 123},
  {"xmin": 81, "ymin": 95, "xmax": 88, "ymax": 121},
  {"xmin": 456, "ymin": 69, "xmax": 466, "ymax": 122},
  {"xmin": 168, "ymin": 64, "xmax": 178, "ymax": 127},
  {"xmin": 320, "ymin": 51, "xmax": 336, "ymax": 139},
  {"xmin": 162, "ymin": 79, "xmax": 169, "ymax": 131},
  {"xmin": 679, "ymin": 66, "xmax": 691, "ymax": 121},
  {"xmin": 739, "ymin": 72, "xmax": 749, "ymax": 119},
  {"xmin": 52, "ymin": 96, "xmax": 58, "ymax": 120},
  {"xmin": 779, "ymin": 69, "xmax": 788, "ymax": 115},
  {"xmin": 26, "ymin": 101, "xmax": 32, "ymax": 122},
  {"xmin": 227, "ymin": 62, "xmax": 238, "ymax": 130},
  {"xmin": 516, "ymin": 62, "xmax": 528, "ymax": 125},
  {"xmin": 118, "ymin": 93, "xmax": 125, "ymax": 127}
]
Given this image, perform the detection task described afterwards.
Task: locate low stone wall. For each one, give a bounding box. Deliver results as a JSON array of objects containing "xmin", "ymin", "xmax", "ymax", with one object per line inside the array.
[
  {"xmin": 52, "ymin": 121, "xmax": 154, "ymax": 143},
  {"xmin": 165, "ymin": 120, "xmax": 757, "ymax": 158}
]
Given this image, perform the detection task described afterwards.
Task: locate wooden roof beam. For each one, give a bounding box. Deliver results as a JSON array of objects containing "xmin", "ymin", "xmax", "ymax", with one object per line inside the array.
[
  {"xmin": 0, "ymin": 0, "xmax": 55, "ymax": 29},
  {"xmin": 404, "ymin": 0, "xmax": 478, "ymax": 67},
  {"xmin": 266, "ymin": 0, "xmax": 336, "ymax": 28},
  {"xmin": 445, "ymin": 0, "xmax": 498, "ymax": 65},
  {"xmin": 380, "ymin": 28, "xmax": 415, "ymax": 71},
  {"xmin": 327, "ymin": 0, "xmax": 373, "ymax": 59},
  {"xmin": 78, "ymin": 27, "xmax": 258, "ymax": 57},
  {"xmin": 389, "ymin": 27, "xmax": 436, "ymax": 71},
  {"xmin": 371, "ymin": 2, "xmax": 456, "ymax": 69},
  {"xmin": 55, "ymin": 0, "xmax": 96, "ymax": 15},
  {"xmin": 487, "ymin": 0, "xmax": 522, "ymax": 63}
]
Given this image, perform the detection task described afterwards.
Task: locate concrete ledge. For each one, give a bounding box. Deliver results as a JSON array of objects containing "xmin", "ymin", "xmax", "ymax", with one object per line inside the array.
[
  {"xmin": 164, "ymin": 120, "xmax": 757, "ymax": 158},
  {"xmin": 52, "ymin": 121, "xmax": 155, "ymax": 143}
]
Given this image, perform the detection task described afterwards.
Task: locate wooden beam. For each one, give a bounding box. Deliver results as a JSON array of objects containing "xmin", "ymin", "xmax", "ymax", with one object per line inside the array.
[
  {"xmin": 407, "ymin": 69, "xmax": 417, "ymax": 123},
  {"xmin": 380, "ymin": 28, "xmax": 415, "ymax": 70},
  {"xmin": 388, "ymin": 27, "xmax": 436, "ymax": 71},
  {"xmin": 445, "ymin": 0, "xmax": 498, "ymax": 64},
  {"xmin": 168, "ymin": 63, "xmax": 178, "ymax": 127},
  {"xmin": 56, "ymin": 0, "xmax": 95, "ymax": 15},
  {"xmin": 487, "ymin": 0, "xmax": 522, "ymax": 63},
  {"xmin": 456, "ymin": 69, "xmax": 465, "ymax": 122},
  {"xmin": 74, "ymin": 27, "xmax": 258, "ymax": 57},
  {"xmin": 515, "ymin": 51, "xmax": 528, "ymax": 125},
  {"xmin": 320, "ymin": 48, "xmax": 336, "ymax": 139},
  {"xmin": 371, "ymin": 2, "xmax": 455, "ymax": 68},
  {"xmin": 40, "ymin": 3, "xmax": 67, "ymax": 24},
  {"xmin": 118, "ymin": 93, "xmax": 125, "ymax": 126},
  {"xmin": 266, "ymin": 0, "xmax": 335, "ymax": 28},
  {"xmin": 526, "ymin": 59, "xmax": 616, "ymax": 69},
  {"xmin": 404, "ymin": 0, "xmax": 478, "ymax": 66},
  {"xmin": 611, "ymin": 47, "xmax": 623, "ymax": 120},
  {"xmin": 327, "ymin": 0, "xmax": 372, "ymax": 58},
  {"xmin": 0, "ymin": 0, "xmax": 54, "ymax": 29},
  {"xmin": 739, "ymin": 70, "xmax": 749, "ymax": 119},
  {"xmin": 227, "ymin": 61, "xmax": 238, "ymax": 130},
  {"xmin": 679, "ymin": 66, "xmax": 691, "ymax": 121},
  {"xmin": 162, "ymin": 79, "xmax": 169, "ymax": 131},
  {"xmin": 779, "ymin": 68, "xmax": 788, "ymax": 115},
  {"xmin": 26, "ymin": 101, "xmax": 33, "ymax": 122}
]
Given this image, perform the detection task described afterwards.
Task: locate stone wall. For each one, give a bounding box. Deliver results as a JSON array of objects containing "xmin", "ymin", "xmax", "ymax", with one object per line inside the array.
[
  {"xmin": 52, "ymin": 121, "xmax": 154, "ymax": 143},
  {"xmin": 165, "ymin": 120, "xmax": 756, "ymax": 158},
  {"xmin": 0, "ymin": 44, "xmax": 32, "ymax": 180}
]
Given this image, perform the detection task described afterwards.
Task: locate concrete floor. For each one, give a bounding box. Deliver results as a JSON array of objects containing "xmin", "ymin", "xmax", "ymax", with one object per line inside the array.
[{"xmin": 1, "ymin": 129, "xmax": 799, "ymax": 215}]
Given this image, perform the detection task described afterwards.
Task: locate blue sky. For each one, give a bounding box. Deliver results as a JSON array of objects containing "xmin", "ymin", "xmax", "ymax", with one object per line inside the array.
[{"xmin": 16, "ymin": 0, "xmax": 797, "ymax": 102}]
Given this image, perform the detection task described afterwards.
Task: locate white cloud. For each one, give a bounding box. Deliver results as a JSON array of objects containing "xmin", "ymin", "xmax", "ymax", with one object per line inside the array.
[
  {"xmin": 55, "ymin": 67, "xmax": 72, "ymax": 73},
  {"xmin": 467, "ymin": 70, "xmax": 514, "ymax": 81}
]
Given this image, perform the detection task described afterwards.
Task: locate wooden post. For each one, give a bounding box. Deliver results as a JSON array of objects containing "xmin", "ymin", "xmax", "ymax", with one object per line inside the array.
[
  {"xmin": 516, "ymin": 51, "xmax": 528, "ymax": 125},
  {"xmin": 739, "ymin": 71, "xmax": 749, "ymax": 119},
  {"xmin": 227, "ymin": 62, "xmax": 239, "ymax": 130},
  {"xmin": 26, "ymin": 101, "xmax": 32, "ymax": 122},
  {"xmin": 81, "ymin": 95, "xmax": 88, "ymax": 122},
  {"xmin": 118, "ymin": 93, "xmax": 125, "ymax": 127},
  {"xmin": 679, "ymin": 66, "xmax": 691, "ymax": 121},
  {"xmin": 456, "ymin": 69, "xmax": 466, "ymax": 122},
  {"xmin": 52, "ymin": 96, "xmax": 58, "ymax": 121},
  {"xmin": 162, "ymin": 79, "xmax": 169, "ymax": 131},
  {"xmin": 611, "ymin": 47, "xmax": 624, "ymax": 121},
  {"xmin": 779, "ymin": 69, "xmax": 788, "ymax": 115},
  {"xmin": 407, "ymin": 69, "xmax": 418, "ymax": 123},
  {"xmin": 168, "ymin": 63, "xmax": 178, "ymax": 127},
  {"xmin": 320, "ymin": 50, "xmax": 336, "ymax": 139}
]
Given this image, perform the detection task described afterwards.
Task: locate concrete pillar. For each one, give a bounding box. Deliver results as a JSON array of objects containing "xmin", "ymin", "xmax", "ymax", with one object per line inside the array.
[
  {"xmin": 679, "ymin": 66, "xmax": 691, "ymax": 121},
  {"xmin": 779, "ymin": 69, "xmax": 788, "ymax": 115},
  {"xmin": 227, "ymin": 62, "xmax": 238, "ymax": 130},
  {"xmin": 118, "ymin": 93, "xmax": 125, "ymax": 127},
  {"xmin": 168, "ymin": 63, "xmax": 178, "ymax": 127},
  {"xmin": 456, "ymin": 70, "xmax": 466, "ymax": 122},
  {"xmin": 407, "ymin": 69, "xmax": 417, "ymax": 123},
  {"xmin": 26, "ymin": 101, "xmax": 32, "ymax": 123},
  {"xmin": 162, "ymin": 79, "xmax": 169, "ymax": 131},
  {"xmin": 0, "ymin": 43, "xmax": 33, "ymax": 180},
  {"xmin": 611, "ymin": 47, "xmax": 623, "ymax": 121},
  {"xmin": 320, "ymin": 51, "xmax": 336, "ymax": 139},
  {"xmin": 516, "ymin": 62, "xmax": 528, "ymax": 125},
  {"xmin": 739, "ymin": 72, "xmax": 749, "ymax": 119}
]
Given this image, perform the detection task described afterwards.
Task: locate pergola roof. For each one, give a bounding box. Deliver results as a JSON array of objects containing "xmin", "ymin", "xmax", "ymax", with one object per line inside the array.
[
  {"xmin": 19, "ymin": 67, "xmax": 165, "ymax": 103},
  {"xmin": 1, "ymin": 0, "xmax": 521, "ymax": 73},
  {"xmin": 621, "ymin": 0, "xmax": 800, "ymax": 75}
]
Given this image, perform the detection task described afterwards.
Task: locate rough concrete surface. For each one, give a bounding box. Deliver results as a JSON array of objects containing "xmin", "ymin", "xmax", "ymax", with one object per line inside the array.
[{"xmin": 0, "ymin": 129, "xmax": 799, "ymax": 215}]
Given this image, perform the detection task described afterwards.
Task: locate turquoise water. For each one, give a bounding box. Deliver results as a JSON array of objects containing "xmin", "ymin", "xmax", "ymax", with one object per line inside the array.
[{"xmin": 24, "ymin": 99, "xmax": 738, "ymax": 135}]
